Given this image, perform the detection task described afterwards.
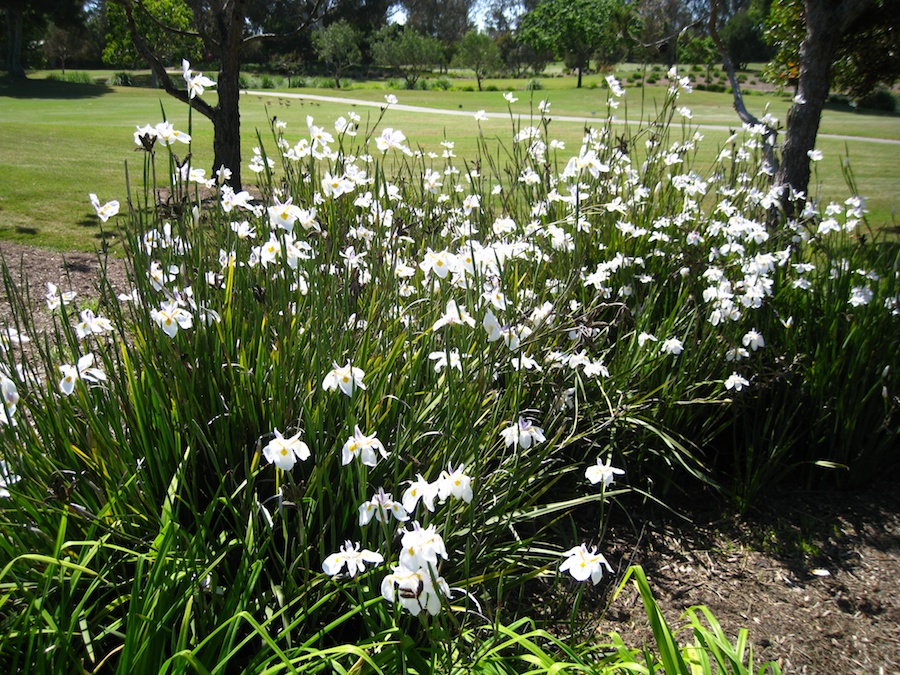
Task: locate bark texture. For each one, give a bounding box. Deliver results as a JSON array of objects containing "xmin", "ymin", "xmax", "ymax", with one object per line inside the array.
[
  {"xmin": 211, "ymin": 0, "xmax": 245, "ymax": 189},
  {"xmin": 776, "ymin": 0, "xmax": 874, "ymax": 214},
  {"xmin": 5, "ymin": 6, "xmax": 26, "ymax": 79}
]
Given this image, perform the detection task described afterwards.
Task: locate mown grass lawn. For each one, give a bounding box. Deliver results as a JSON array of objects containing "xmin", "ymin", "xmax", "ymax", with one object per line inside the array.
[{"xmin": 1, "ymin": 71, "xmax": 898, "ymax": 251}]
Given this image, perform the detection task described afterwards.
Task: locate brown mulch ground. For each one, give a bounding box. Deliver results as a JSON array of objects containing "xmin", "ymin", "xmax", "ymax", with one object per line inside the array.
[
  {"xmin": 2, "ymin": 242, "xmax": 899, "ymax": 674},
  {"xmin": 0, "ymin": 241, "xmax": 129, "ymax": 335},
  {"xmin": 592, "ymin": 486, "xmax": 900, "ymax": 674}
]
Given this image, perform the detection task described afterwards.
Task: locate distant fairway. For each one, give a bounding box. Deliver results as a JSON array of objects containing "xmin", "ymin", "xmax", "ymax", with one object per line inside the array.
[{"xmin": 1, "ymin": 73, "xmax": 897, "ymax": 250}]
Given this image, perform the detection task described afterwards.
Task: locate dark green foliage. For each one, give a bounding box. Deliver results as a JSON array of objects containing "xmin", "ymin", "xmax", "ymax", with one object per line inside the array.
[
  {"xmin": 371, "ymin": 25, "xmax": 444, "ymax": 89},
  {"xmin": 518, "ymin": 0, "xmax": 636, "ymax": 87}
]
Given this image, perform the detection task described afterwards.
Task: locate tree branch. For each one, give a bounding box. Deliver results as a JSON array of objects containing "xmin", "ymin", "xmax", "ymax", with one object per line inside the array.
[
  {"xmin": 708, "ymin": 0, "xmax": 766, "ymax": 128},
  {"xmin": 241, "ymin": 0, "xmax": 328, "ymax": 47},
  {"xmin": 121, "ymin": 0, "xmax": 217, "ymax": 122},
  {"xmin": 636, "ymin": 17, "xmax": 703, "ymax": 51},
  {"xmin": 134, "ymin": 0, "xmax": 205, "ymax": 41},
  {"xmin": 708, "ymin": 0, "xmax": 778, "ymax": 172}
]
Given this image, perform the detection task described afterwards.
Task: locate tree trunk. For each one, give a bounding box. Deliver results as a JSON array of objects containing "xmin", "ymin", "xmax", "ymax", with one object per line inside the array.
[
  {"xmin": 6, "ymin": 6, "xmax": 26, "ymax": 79},
  {"xmin": 215, "ymin": 36, "xmax": 243, "ymax": 189},
  {"xmin": 576, "ymin": 65, "xmax": 582, "ymax": 88},
  {"xmin": 776, "ymin": 0, "xmax": 873, "ymax": 214}
]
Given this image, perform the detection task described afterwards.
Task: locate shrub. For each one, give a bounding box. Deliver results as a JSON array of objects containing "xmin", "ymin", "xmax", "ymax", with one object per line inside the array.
[
  {"xmin": 46, "ymin": 71, "xmax": 93, "ymax": 84},
  {"xmin": 109, "ymin": 71, "xmax": 134, "ymax": 87},
  {"xmin": 429, "ymin": 77, "xmax": 452, "ymax": 91},
  {"xmin": 856, "ymin": 89, "xmax": 897, "ymax": 113},
  {"xmin": 524, "ymin": 78, "xmax": 543, "ymax": 91},
  {"xmin": 305, "ymin": 76, "xmax": 339, "ymax": 89}
]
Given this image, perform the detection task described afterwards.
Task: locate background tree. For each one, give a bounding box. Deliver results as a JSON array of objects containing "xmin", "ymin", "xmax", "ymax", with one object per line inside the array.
[
  {"xmin": 322, "ymin": 0, "xmax": 391, "ymax": 64},
  {"xmin": 680, "ymin": 33, "xmax": 717, "ymax": 65},
  {"xmin": 495, "ymin": 31, "xmax": 551, "ymax": 77},
  {"xmin": 113, "ymin": 0, "xmax": 325, "ymax": 189},
  {"xmin": 519, "ymin": 0, "xmax": 633, "ymax": 87},
  {"xmin": 765, "ymin": 0, "xmax": 899, "ymax": 99},
  {"xmin": 371, "ymin": 24, "xmax": 443, "ymax": 88},
  {"xmin": 397, "ymin": 0, "xmax": 472, "ymax": 44},
  {"xmin": 311, "ymin": 19, "xmax": 361, "ymax": 88},
  {"xmin": 632, "ymin": 0, "xmax": 704, "ymax": 65},
  {"xmin": 103, "ymin": 0, "xmax": 201, "ymax": 84},
  {"xmin": 451, "ymin": 29, "xmax": 500, "ymax": 91},
  {"xmin": 485, "ymin": 0, "xmax": 549, "ymax": 77},
  {"xmin": 2, "ymin": 0, "xmax": 83, "ymax": 77},
  {"xmin": 80, "ymin": 0, "xmax": 111, "ymax": 66},
  {"xmin": 484, "ymin": 0, "xmax": 523, "ymax": 35},
  {"xmin": 42, "ymin": 21, "xmax": 90, "ymax": 73},
  {"xmin": 720, "ymin": 5, "xmax": 771, "ymax": 70}
]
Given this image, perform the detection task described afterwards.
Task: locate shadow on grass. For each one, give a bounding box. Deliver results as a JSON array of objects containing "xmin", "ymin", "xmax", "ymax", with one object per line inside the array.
[{"xmin": 0, "ymin": 76, "xmax": 112, "ymax": 100}]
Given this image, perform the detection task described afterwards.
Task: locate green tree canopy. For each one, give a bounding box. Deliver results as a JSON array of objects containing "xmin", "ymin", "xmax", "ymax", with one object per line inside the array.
[
  {"xmin": 679, "ymin": 34, "xmax": 718, "ymax": 67},
  {"xmin": 720, "ymin": 6, "xmax": 771, "ymax": 71},
  {"xmin": 451, "ymin": 29, "xmax": 500, "ymax": 91},
  {"xmin": 311, "ymin": 19, "xmax": 361, "ymax": 88},
  {"xmin": 371, "ymin": 25, "xmax": 443, "ymax": 88},
  {"xmin": 764, "ymin": 0, "xmax": 899, "ymax": 99},
  {"xmin": 103, "ymin": 0, "xmax": 201, "ymax": 75},
  {"xmin": 2, "ymin": 0, "xmax": 83, "ymax": 77},
  {"xmin": 518, "ymin": 0, "xmax": 633, "ymax": 87},
  {"xmin": 397, "ymin": 0, "xmax": 473, "ymax": 44}
]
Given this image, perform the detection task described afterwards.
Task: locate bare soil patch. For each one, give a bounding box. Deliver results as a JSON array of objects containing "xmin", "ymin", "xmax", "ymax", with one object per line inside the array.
[
  {"xmin": 0, "ymin": 242, "xmax": 129, "ymax": 334},
  {"xmin": 2, "ymin": 241, "xmax": 899, "ymax": 673},
  {"xmin": 543, "ymin": 484, "xmax": 900, "ymax": 673}
]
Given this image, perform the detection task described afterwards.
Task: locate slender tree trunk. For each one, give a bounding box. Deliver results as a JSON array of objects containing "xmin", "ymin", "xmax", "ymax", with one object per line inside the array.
[
  {"xmin": 576, "ymin": 65, "xmax": 582, "ymax": 88},
  {"xmin": 6, "ymin": 7, "xmax": 26, "ymax": 79},
  {"xmin": 708, "ymin": 0, "xmax": 778, "ymax": 176},
  {"xmin": 215, "ymin": 33, "xmax": 243, "ymax": 188},
  {"xmin": 776, "ymin": 0, "xmax": 873, "ymax": 215}
]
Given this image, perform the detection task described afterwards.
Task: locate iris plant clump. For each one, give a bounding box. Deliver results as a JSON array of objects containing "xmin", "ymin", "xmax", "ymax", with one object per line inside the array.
[{"xmin": 0, "ymin": 62, "xmax": 895, "ymax": 672}]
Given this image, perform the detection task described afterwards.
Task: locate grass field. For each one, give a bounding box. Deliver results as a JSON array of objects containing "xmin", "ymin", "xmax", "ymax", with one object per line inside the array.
[{"xmin": 1, "ymin": 70, "xmax": 897, "ymax": 251}]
